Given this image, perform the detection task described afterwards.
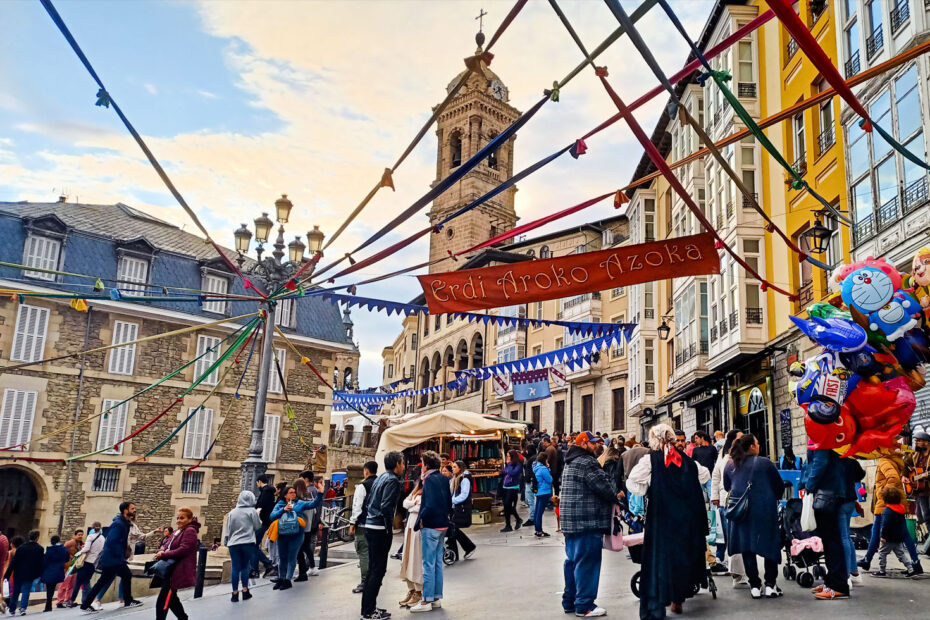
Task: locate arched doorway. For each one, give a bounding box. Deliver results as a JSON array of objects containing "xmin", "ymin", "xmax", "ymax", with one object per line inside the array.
[{"xmin": 0, "ymin": 467, "xmax": 40, "ymax": 537}]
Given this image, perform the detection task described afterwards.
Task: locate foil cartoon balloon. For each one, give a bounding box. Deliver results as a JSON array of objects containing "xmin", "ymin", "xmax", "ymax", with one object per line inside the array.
[
  {"xmin": 840, "ymin": 376, "xmax": 916, "ymax": 457},
  {"xmin": 836, "ymin": 257, "xmax": 919, "ymax": 341},
  {"xmin": 792, "ymin": 351, "xmax": 854, "ymax": 424},
  {"xmin": 909, "ymin": 247, "xmax": 930, "ymax": 313},
  {"xmin": 805, "ymin": 404, "xmax": 857, "ymax": 451}
]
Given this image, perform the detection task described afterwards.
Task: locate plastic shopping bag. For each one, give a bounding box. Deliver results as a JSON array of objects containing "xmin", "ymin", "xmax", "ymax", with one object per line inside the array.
[{"xmin": 801, "ymin": 492, "xmax": 818, "ymax": 532}]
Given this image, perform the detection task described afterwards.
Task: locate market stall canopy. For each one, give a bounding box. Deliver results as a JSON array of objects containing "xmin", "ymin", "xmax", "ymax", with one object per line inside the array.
[{"xmin": 375, "ymin": 410, "xmax": 526, "ymax": 463}]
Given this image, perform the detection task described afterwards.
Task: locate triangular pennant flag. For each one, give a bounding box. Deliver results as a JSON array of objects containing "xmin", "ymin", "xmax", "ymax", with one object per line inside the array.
[{"xmin": 93, "ymin": 278, "xmax": 105, "ymax": 292}]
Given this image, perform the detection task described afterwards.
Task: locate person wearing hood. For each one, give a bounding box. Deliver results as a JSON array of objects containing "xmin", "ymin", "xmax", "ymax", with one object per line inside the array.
[
  {"xmin": 81, "ymin": 502, "xmax": 142, "ymax": 611},
  {"xmin": 40, "ymin": 535, "xmax": 70, "ymax": 611},
  {"xmin": 224, "ymin": 491, "xmax": 262, "ymax": 602},
  {"xmin": 627, "ymin": 424, "xmax": 709, "ymax": 618},
  {"xmin": 560, "ymin": 431, "xmax": 622, "ymax": 617},
  {"xmin": 153, "ymin": 508, "xmax": 201, "ymax": 620}
]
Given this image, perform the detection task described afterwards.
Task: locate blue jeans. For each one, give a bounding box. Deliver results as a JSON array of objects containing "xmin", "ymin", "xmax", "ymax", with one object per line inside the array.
[
  {"xmin": 526, "ymin": 491, "xmax": 537, "ymax": 524},
  {"xmin": 837, "ymin": 501, "xmax": 857, "ymax": 573},
  {"xmin": 229, "ymin": 543, "xmax": 256, "ymax": 591},
  {"xmin": 534, "ymin": 494, "xmax": 552, "ymax": 533},
  {"xmin": 277, "ymin": 533, "xmax": 302, "ymax": 580},
  {"xmin": 716, "ymin": 507, "xmax": 729, "ymax": 563},
  {"xmin": 421, "ymin": 528, "xmax": 445, "ymax": 602},
  {"xmin": 562, "ymin": 532, "xmax": 603, "ymax": 614},
  {"xmin": 10, "ymin": 578, "xmax": 35, "ymax": 613}
]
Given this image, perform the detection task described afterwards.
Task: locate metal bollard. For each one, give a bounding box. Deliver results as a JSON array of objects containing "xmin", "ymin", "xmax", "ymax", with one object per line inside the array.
[
  {"xmin": 318, "ymin": 527, "xmax": 329, "ymax": 569},
  {"xmin": 193, "ymin": 545, "xmax": 208, "ymax": 598}
]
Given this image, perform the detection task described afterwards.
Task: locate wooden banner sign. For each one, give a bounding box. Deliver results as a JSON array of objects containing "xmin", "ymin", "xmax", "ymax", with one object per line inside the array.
[{"xmin": 418, "ymin": 233, "xmax": 720, "ymax": 314}]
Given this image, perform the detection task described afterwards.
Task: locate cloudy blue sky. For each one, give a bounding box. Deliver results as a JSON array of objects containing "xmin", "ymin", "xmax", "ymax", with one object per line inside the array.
[{"xmin": 0, "ymin": 0, "xmax": 713, "ymax": 386}]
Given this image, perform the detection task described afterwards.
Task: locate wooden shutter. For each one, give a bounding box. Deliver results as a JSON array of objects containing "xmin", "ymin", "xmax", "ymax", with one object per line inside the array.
[
  {"xmin": 11, "ymin": 304, "xmax": 49, "ymax": 362},
  {"xmin": 194, "ymin": 336, "xmax": 221, "ymax": 385},
  {"xmin": 183, "ymin": 407, "xmax": 214, "ymax": 459},
  {"xmin": 0, "ymin": 389, "xmax": 38, "ymax": 449},
  {"xmin": 119, "ymin": 257, "xmax": 148, "ymax": 292},
  {"xmin": 23, "ymin": 236, "xmax": 60, "ymax": 280},
  {"xmin": 262, "ymin": 414, "xmax": 281, "ymax": 461},
  {"xmin": 268, "ymin": 348, "xmax": 286, "ymax": 393},
  {"xmin": 202, "ymin": 275, "xmax": 228, "ymax": 314},
  {"xmin": 108, "ymin": 321, "xmax": 138, "ymax": 375},
  {"xmin": 97, "ymin": 399, "xmax": 129, "ymax": 454},
  {"xmin": 612, "ymin": 388, "xmax": 625, "ymax": 431}
]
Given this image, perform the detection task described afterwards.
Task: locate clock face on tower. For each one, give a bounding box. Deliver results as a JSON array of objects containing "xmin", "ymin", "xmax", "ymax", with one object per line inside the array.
[{"xmin": 490, "ymin": 79, "xmax": 507, "ymax": 101}]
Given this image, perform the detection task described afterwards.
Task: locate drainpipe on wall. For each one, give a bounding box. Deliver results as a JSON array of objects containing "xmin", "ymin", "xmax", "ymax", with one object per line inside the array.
[{"xmin": 58, "ymin": 307, "xmax": 93, "ymax": 536}]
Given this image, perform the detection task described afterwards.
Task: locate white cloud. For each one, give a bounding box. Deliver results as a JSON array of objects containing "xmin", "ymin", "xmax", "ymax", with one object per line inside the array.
[
  {"xmin": 196, "ymin": 89, "xmax": 218, "ymax": 99},
  {"xmin": 144, "ymin": 83, "xmax": 158, "ymax": 95}
]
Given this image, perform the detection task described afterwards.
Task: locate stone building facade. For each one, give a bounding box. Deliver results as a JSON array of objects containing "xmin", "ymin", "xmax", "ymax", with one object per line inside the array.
[{"xmin": 0, "ymin": 200, "xmax": 357, "ymax": 542}]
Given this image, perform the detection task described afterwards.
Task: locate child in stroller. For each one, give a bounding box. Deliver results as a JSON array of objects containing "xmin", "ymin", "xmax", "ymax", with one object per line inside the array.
[{"xmin": 779, "ymin": 497, "xmax": 827, "ymax": 587}]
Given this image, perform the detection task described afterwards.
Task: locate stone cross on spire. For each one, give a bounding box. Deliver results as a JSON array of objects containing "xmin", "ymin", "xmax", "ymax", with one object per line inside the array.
[{"xmin": 475, "ymin": 8, "xmax": 487, "ymax": 32}]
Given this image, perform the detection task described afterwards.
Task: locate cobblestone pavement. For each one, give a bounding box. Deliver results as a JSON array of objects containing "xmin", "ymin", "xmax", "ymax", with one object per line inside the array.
[{"xmin": 86, "ymin": 511, "xmax": 928, "ymax": 620}]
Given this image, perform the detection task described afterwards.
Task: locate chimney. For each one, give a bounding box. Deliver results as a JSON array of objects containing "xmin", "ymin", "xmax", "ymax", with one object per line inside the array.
[{"xmin": 58, "ymin": 195, "xmax": 67, "ymax": 203}]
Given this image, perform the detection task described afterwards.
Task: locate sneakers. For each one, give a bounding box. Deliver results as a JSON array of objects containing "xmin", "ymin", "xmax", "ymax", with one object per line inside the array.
[
  {"xmin": 850, "ymin": 572, "xmax": 864, "ymax": 586},
  {"xmin": 464, "ymin": 549, "xmax": 477, "ymax": 560},
  {"xmin": 764, "ymin": 585, "xmax": 783, "ymax": 598},
  {"xmin": 408, "ymin": 601, "xmax": 433, "ymax": 613},
  {"xmin": 91, "ymin": 601, "xmax": 103, "ymax": 612},
  {"xmin": 360, "ymin": 611, "xmax": 391, "ymax": 620},
  {"xmin": 871, "ymin": 569, "xmax": 887, "ymax": 577},
  {"xmin": 294, "ymin": 574, "xmax": 309, "ymax": 582},
  {"xmin": 814, "ymin": 587, "xmax": 849, "ymax": 600},
  {"xmin": 263, "ymin": 565, "xmax": 278, "ymax": 578},
  {"xmin": 522, "ymin": 520, "xmax": 534, "ymax": 527},
  {"xmin": 514, "ymin": 521, "xmax": 522, "ymax": 530},
  {"xmin": 811, "ymin": 584, "xmax": 825, "ymax": 594},
  {"xmin": 231, "ymin": 592, "xmax": 239, "ymax": 603},
  {"xmin": 500, "ymin": 525, "xmax": 513, "ymax": 533},
  {"xmin": 126, "ymin": 600, "xmax": 143, "ymax": 608},
  {"xmin": 750, "ymin": 587, "xmax": 762, "ymax": 599},
  {"xmin": 710, "ymin": 563, "xmax": 728, "ymax": 574},
  {"xmin": 575, "ymin": 607, "xmax": 606, "ymax": 617},
  {"xmin": 906, "ymin": 565, "xmax": 919, "ymax": 577},
  {"xmin": 390, "ymin": 552, "xmax": 403, "ymax": 560},
  {"xmin": 353, "ymin": 583, "xmax": 366, "ymax": 594},
  {"xmin": 856, "ymin": 558, "xmax": 871, "ymax": 571},
  {"xmin": 732, "ymin": 576, "xmax": 750, "ymax": 589},
  {"xmin": 309, "ymin": 567, "xmax": 320, "ymax": 576},
  {"xmin": 431, "ymin": 601, "xmax": 441, "ymax": 609},
  {"xmin": 535, "ymin": 531, "xmax": 551, "ymax": 538},
  {"xmin": 278, "ymin": 579, "xmax": 293, "ymax": 590},
  {"xmin": 911, "ymin": 561, "xmax": 924, "ymax": 575},
  {"xmin": 242, "ymin": 590, "xmax": 252, "ymax": 601}
]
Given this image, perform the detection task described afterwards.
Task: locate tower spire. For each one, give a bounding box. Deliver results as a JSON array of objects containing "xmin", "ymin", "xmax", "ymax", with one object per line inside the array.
[{"xmin": 475, "ymin": 8, "xmax": 487, "ymax": 48}]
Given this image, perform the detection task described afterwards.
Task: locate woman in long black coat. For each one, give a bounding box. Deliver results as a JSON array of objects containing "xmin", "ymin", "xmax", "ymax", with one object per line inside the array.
[{"xmin": 723, "ymin": 433, "xmax": 784, "ymax": 599}]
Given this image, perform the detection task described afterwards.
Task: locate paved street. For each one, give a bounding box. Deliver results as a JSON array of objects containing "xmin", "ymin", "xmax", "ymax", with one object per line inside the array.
[{"xmin": 82, "ymin": 511, "xmax": 929, "ymax": 620}]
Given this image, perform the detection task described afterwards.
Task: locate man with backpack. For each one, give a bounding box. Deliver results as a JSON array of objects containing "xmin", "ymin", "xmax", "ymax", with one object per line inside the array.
[
  {"xmin": 70, "ymin": 522, "xmax": 104, "ymax": 608},
  {"xmin": 350, "ymin": 461, "xmax": 379, "ymax": 594}
]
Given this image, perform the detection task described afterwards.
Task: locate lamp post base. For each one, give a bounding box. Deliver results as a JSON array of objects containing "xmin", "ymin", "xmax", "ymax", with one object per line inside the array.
[{"xmin": 240, "ymin": 459, "xmax": 267, "ymax": 493}]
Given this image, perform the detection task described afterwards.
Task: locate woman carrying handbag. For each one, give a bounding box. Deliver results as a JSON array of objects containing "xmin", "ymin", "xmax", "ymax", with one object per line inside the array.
[
  {"xmin": 723, "ymin": 434, "xmax": 784, "ymax": 600},
  {"xmin": 152, "ymin": 508, "xmax": 201, "ymax": 620}
]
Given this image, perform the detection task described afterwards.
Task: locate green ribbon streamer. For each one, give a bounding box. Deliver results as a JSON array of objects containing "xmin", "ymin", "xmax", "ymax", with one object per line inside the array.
[
  {"xmin": 141, "ymin": 319, "xmax": 258, "ymax": 458},
  {"xmin": 867, "ymin": 119, "xmax": 930, "ymax": 171}
]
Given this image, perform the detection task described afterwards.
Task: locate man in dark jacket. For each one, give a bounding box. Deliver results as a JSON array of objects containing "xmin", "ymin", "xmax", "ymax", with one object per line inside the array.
[
  {"xmin": 805, "ymin": 448, "xmax": 849, "ymax": 600},
  {"xmin": 41, "ymin": 535, "xmax": 70, "ymax": 612},
  {"xmin": 412, "ymin": 451, "xmax": 452, "ymax": 611},
  {"xmin": 560, "ymin": 431, "xmax": 621, "ymax": 617},
  {"xmin": 80, "ymin": 502, "xmax": 141, "ymax": 611},
  {"xmin": 350, "ymin": 461, "xmax": 379, "ymax": 593},
  {"xmin": 251, "ymin": 474, "xmax": 277, "ymax": 577},
  {"xmin": 8, "ymin": 530, "xmax": 43, "ymax": 615},
  {"xmin": 543, "ymin": 436, "xmax": 563, "ymax": 496},
  {"xmin": 361, "ymin": 450, "xmax": 405, "ymax": 620}
]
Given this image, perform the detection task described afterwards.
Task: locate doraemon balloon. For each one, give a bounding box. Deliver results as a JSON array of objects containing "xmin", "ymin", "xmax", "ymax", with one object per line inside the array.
[{"xmin": 837, "ymin": 257, "xmax": 919, "ymax": 341}]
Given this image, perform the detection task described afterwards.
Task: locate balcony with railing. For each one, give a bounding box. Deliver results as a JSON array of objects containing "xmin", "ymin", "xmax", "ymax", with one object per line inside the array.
[
  {"xmin": 726, "ymin": 201, "xmax": 734, "ymax": 219},
  {"xmin": 817, "ymin": 126, "xmax": 835, "ymax": 155},
  {"xmin": 746, "ymin": 307, "xmax": 763, "ymax": 324},
  {"xmin": 737, "ymin": 82, "xmax": 757, "ymax": 98},
  {"xmin": 866, "ymin": 26, "xmax": 884, "ymax": 60},
  {"xmin": 719, "ymin": 318, "xmax": 729, "ymax": 336},
  {"xmin": 715, "ymin": 210, "xmax": 724, "ymax": 229},
  {"xmin": 729, "ymin": 310, "xmax": 739, "ymax": 330},
  {"xmin": 845, "ymin": 50, "xmax": 861, "ymax": 78},
  {"xmin": 793, "ymin": 153, "xmax": 808, "ymax": 177},
  {"xmin": 904, "ymin": 177, "xmax": 929, "ymax": 214},
  {"xmin": 811, "ymin": 0, "xmax": 827, "ymax": 25},
  {"xmin": 742, "ymin": 192, "xmax": 758, "ymax": 209},
  {"xmin": 786, "ymin": 37, "xmax": 799, "ymax": 62},
  {"xmin": 798, "ymin": 281, "xmax": 814, "ymax": 309},
  {"xmin": 891, "ymin": 0, "xmax": 910, "ymax": 32},
  {"xmin": 877, "ymin": 196, "xmax": 900, "ymax": 231},
  {"xmin": 854, "ymin": 215, "xmax": 875, "ymax": 245},
  {"xmin": 710, "ymin": 325, "xmax": 718, "ymax": 342},
  {"xmin": 644, "ymin": 308, "xmax": 655, "ymax": 319},
  {"xmin": 713, "ymin": 106, "xmax": 723, "ymax": 126},
  {"xmin": 645, "ymin": 382, "xmax": 655, "ymax": 396}
]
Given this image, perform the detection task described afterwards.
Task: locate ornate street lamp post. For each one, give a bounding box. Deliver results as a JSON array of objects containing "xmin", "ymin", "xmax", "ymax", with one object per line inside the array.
[{"xmin": 234, "ymin": 194, "xmax": 325, "ymax": 491}]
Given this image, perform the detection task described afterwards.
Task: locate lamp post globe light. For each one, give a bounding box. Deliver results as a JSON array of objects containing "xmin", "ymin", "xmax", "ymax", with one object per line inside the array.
[{"xmin": 235, "ymin": 194, "xmax": 325, "ymax": 491}]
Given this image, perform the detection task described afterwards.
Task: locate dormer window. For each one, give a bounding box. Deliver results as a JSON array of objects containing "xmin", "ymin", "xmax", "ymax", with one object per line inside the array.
[
  {"xmin": 117, "ymin": 256, "xmax": 149, "ymax": 292},
  {"xmin": 23, "ymin": 235, "xmax": 61, "ymax": 281},
  {"xmin": 202, "ymin": 273, "xmax": 230, "ymax": 315}
]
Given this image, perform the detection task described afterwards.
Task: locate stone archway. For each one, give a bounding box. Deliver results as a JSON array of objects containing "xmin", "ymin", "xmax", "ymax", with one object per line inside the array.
[{"xmin": 0, "ymin": 465, "xmax": 47, "ymax": 537}]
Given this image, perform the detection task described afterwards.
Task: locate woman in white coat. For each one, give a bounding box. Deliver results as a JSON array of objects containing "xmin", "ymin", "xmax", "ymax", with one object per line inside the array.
[
  {"xmin": 711, "ymin": 429, "xmax": 746, "ymax": 586},
  {"xmin": 399, "ymin": 480, "xmax": 424, "ymax": 609}
]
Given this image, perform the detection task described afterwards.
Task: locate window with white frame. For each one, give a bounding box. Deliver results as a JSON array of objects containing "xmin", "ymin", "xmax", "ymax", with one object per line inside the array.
[
  {"xmin": 895, "ymin": 66, "xmax": 920, "ymax": 142},
  {"xmin": 268, "ymin": 348, "xmax": 287, "ymax": 394},
  {"xmin": 194, "ymin": 335, "xmax": 221, "ymax": 385},
  {"xmin": 108, "ymin": 321, "xmax": 138, "ymax": 375},
  {"xmin": 535, "ymin": 301, "xmax": 544, "ymax": 320},
  {"xmin": 183, "ymin": 406, "xmax": 214, "ymax": 459},
  {"xmin": 387, "ymin": 363, "xmax": 394, "ymax": 379},
  {"xmin": 611, "ymin": 286, "xmax": 625, "ymax": 299},
  {"xmin": 117, "ymin": 256, "xmax": 149, "ymax": 292},
  {"xmin": 612, "ymin": 315, "xmax": 626, "ymax": 358},
  {"xmin": 11, "ymin": 304, "xmax": 49, "ymax": 363},
  {"xmin": 0, "ymin": 388, "xmax": 38, "ymax": 449},
  {"xmin": 262, "ymin": 414, "xmax": 281, "ymax": 461},
  {"xmin": 202, "ymin": 274, "xmax": 229, "ymax": 315},
  {"xmin": 644, "ymin": 198, "xmax": 655, "ymax": 242},
  {"xmin": 644, "ymin": 282, "xmax": 654, "ymax": 319},
  {"xmin": 275, "ymin": 298, "xmax": 296, "ymax": 329},
  {"xmin": 793, "ymin": 112, "xmax": 806, "ymax": 161},
  {"xmin": 22, "ymin": 235, "xmax": 61, "ymax": 280},
  {"xmin": 96, "ymin": 399, "xmax": 129, "ymax": 454},
  {"xmin": 737, "ymin": 40, "xmax": 753, "ymax": 84},
  {"xmin": 644, "ymin": 338, "xmax": 655, "ymax": 394}
]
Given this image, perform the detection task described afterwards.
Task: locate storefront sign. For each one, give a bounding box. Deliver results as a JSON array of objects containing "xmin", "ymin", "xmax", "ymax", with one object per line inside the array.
[{"xmin": 418, "ymin": 233, "xmax": 720, "ymax": 313}]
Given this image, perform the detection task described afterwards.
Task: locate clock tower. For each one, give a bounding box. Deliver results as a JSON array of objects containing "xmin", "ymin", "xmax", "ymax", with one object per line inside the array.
[{"xmin": 428, "ymin": 33, "xmax": 520, "ymax": 271}]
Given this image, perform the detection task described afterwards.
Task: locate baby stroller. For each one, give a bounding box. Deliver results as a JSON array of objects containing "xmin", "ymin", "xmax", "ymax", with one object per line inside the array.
[
  {"xmin": 443, "ymin": 521, "xmax": 459, "ymax": 566},
  {"xmin": 625, "ymin": 513, "xmax": 716, "ymax": 600},
  {"xmin": 779, "ymin": 498, "xmax": 826, "ymax": 587}
]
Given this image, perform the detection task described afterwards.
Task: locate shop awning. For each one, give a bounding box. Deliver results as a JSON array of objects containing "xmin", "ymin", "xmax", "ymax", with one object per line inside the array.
[{"xmin": 375, "ymin": 410, "xmax": 526, "ymax": 463}]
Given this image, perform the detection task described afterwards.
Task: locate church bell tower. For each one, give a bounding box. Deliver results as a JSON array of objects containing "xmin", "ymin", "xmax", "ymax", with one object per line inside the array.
[{"xmin": 428, "ymin": 29, "xmax": 520, "ymax": 271}]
